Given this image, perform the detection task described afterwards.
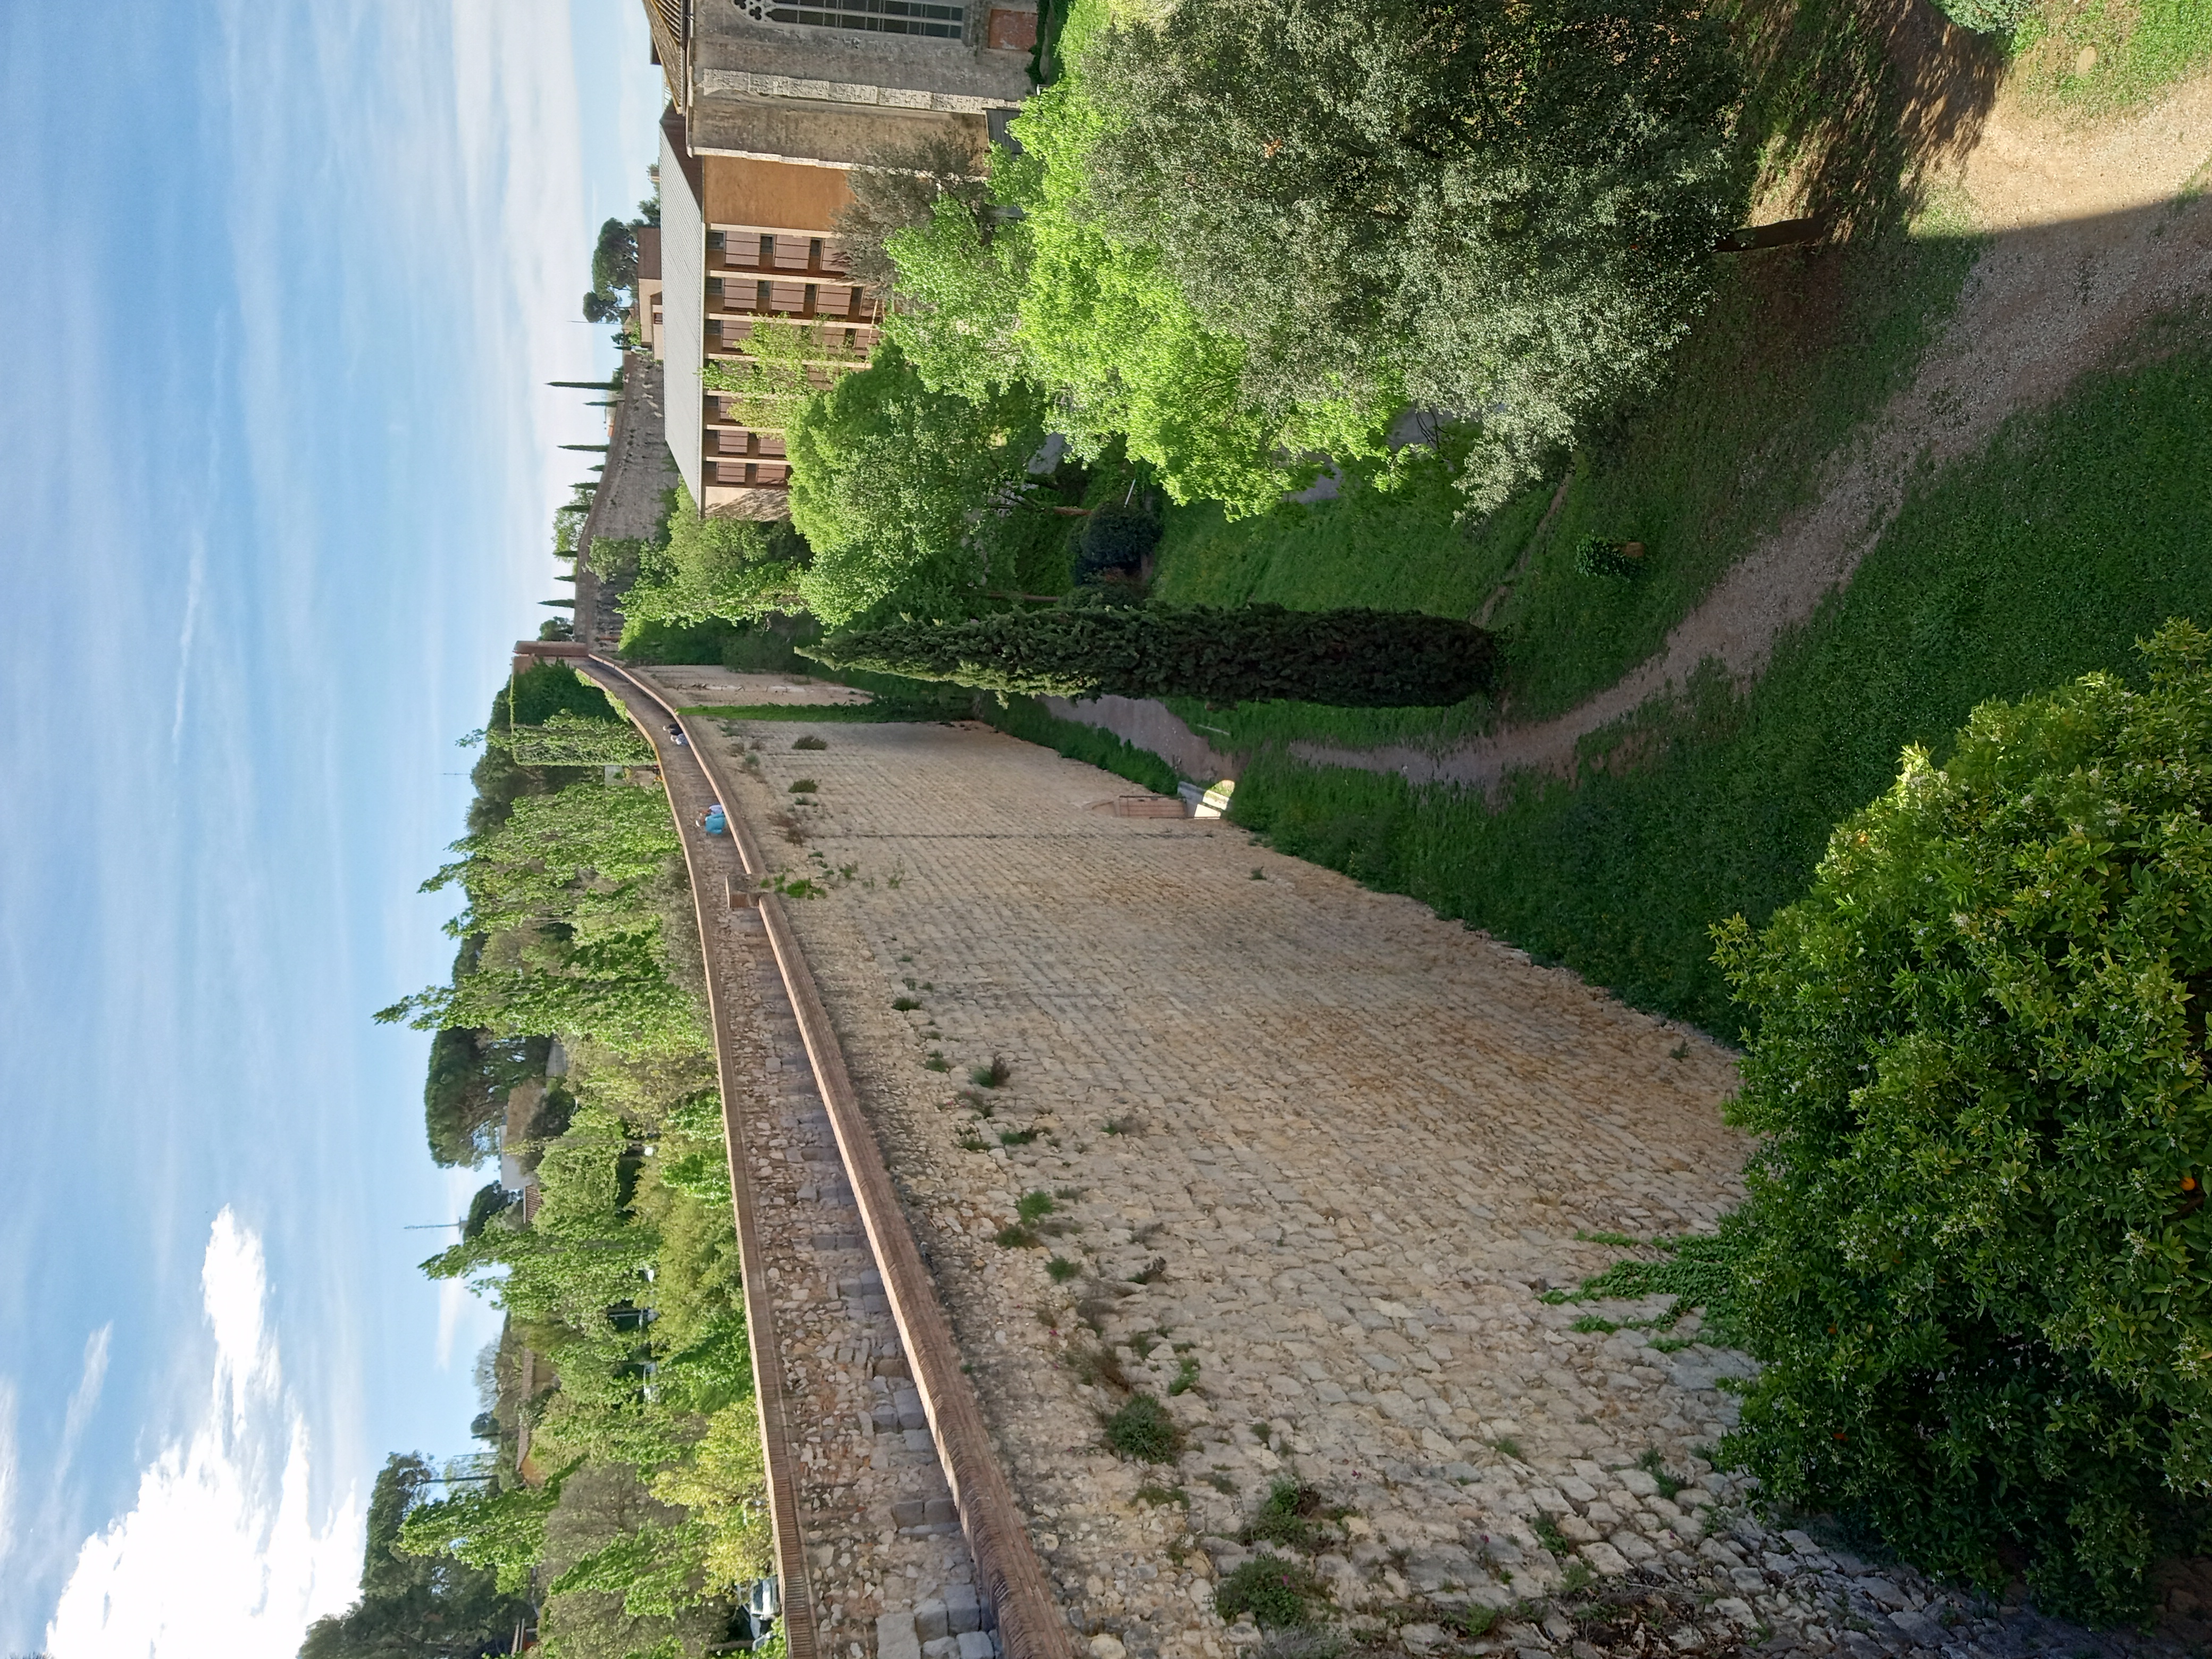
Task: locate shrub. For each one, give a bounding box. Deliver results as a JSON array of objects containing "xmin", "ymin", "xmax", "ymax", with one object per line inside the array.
[
  {"xmin": 1929, "ymin": 0, "xmax": 2033, "ymax": 32},
  {"xmin": 1241, "ymin": 1479, "xmax": 1328, "ymax": 1550},
  {"xmin": 1102, "ymin": 1393, "xmax": 1185, "ymax": 1462},
  {"xmin": 1076, "ymin": 505, "xmax": 1162, "ymax": 580},
  {"xmin": 1213, "ymin": 1554, "xmax": 1323, "ymax": 1628},
  {"xmin": 1571, "ymin": 534, "xmax": 1646, "ymax": 580},
  {"xmin": 814, "ymin": 604, "xmax": 1497, "ymax": 707},
  {"xmin": 1713, "ymin": 621, "xmax": 2212, "ymax": 1625},
  {"xmin": 793, "ymin": 734, "xmax": 828, "ymax": 750},
  {"xmin": 970, "ymin": 1055, "xmax": 1011, "ymax": 1088}
]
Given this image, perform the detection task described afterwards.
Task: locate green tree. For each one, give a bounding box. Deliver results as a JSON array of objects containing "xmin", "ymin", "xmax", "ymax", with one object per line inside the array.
[
  {"xmin": 423, "ymin": 1026, "xmax": 551, "ymax": 1168},
  {"xmin": 1080, "ymin": 0, "xmax": 1746, "ymax": 508},
  {"xmin": 398, "ymin": 1466, "xmax": 576, "ymax": 1597},
  {"xmin": 813, "ymin": 602, "xmax": 1498, "ymax": 706},
  {"xmin": 832, "ymin": 131, "xmax": 991, "ymax": 290},
  {"xmin": 377, "ymin": 780, "xmax": 701, "ymax": 1058},
  {"xmin": 620, "ymin": 483, "xmax": 811, "ymax": 630},
  {"xmin": 879, "ymin": 40, "xmax": 1385, "ymax": 515},
  {"xmin": 785, "ymin": 341, "xmax": 1049, "ymax": 626},
  {"xmin": 592, "ymin": 219, "xmax": 641, "ymax": 296},
  {"xmin": 1713, "ymin": 620, "xmax": 2212, "ymax": 1624},
  {"xmin": 299, "ymin": 1454, "xmax": 527, "ymax": 1659}
]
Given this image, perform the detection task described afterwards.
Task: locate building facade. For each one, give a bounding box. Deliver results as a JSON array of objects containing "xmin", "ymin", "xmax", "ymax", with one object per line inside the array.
[{"xmin": 640, "ymin": 0, "xmax": 1034, "ymax": 518}]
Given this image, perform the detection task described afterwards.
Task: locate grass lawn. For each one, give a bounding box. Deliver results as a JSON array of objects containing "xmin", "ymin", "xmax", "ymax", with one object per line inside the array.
[
  {"xmin": 2010, "ymin": 0, "xmax": 2212, "ymax": 120},
  {"xmin": 1148, "ymin": 217, "xmax": 1981, "ymax": 741},
  {"xmin": 1228, "ymin": 303, "xmax": 2212, "ymax": 1035}
]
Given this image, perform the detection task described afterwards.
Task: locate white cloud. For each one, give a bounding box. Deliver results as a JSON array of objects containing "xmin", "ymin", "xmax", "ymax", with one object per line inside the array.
[
  {"xmin": 45, "ymin": 1212, "xmax": 363, "ymax": 1659},
  {"xmin": 63, "ymin": 1326, "xmax": 113, "ymax": 1457}
]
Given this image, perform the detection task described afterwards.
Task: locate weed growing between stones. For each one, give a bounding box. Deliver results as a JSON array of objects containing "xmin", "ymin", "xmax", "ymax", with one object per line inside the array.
[
  {"xmin": 1635, "ymin": 1448, "xmax": 1685, "ymax": 1501},
  {"xmin": 1134, "ymin": 1483, "xmax": 1189, "ymax": 1509},
  {"xmin": 1129, "ymin": 1255, "xmax": 1167, "ymax": 1284},
  {"xmin": 1530, "ymin": 1515, "xmax": 1571, "ymax": 1556},
  {"xmin": 1167, "ymin": 1355, "xmax": 1201, "ymax": 1395},
  {"xmin": 969, "ymin": 1054, "xmax": 1011, "ymax": 1088},
  {"xmin": 1046, "ymin": 1256, "xmax": 1079, "ymax": 1283},
  {"xmin": 1215, "ymin": 1555, "xmax": 1327, "ymax": 1628},
  {"xmin": 892, "ymin": 996, "xmax": 921, "ymax": 1011},
  {"xmin": 999, "ymin": 1127, "xmax": 1040, "ymax": 1147},
  {"xmin": 1487, "ymin": 1436, "xmax": 1522, "ymax": 1460},
  {"xmin": 1102, "ymin": 1115, "xmax": 1137, "ymax": 1136},
  {"xmin": 787, "ymin": 778, "xmax": 818, "ymax": 793},
  {"xmin": 1102, "ymin": 1394, "xmax": 1185, "ymax": 1462},
  {"xmin": 1539, "ymin": 1228, "xmax": 1745, "ymax": 1346},
  {"xmin": 1240, "ymin": 1479, "xmax": 1342, "ymax": 1552},
  {"xmin": 792, "ymin": 735, "xmax": 827, "ymax": 750},
  {"xmin": 924, "ymin": 1052, "xmax": 949, "ymax": 1072}
]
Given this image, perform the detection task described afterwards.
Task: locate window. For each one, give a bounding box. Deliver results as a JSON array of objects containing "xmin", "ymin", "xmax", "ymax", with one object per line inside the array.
[
  {"xmin": 706, "ymin": 276, "xmax": 724, "ymax": 298},
  {"xmin": 808, "ymin": 237, "xmax": 824, "ymax": 267},
  {"xmin": 802, "ymin": 283, "xmax": 819, "ymax": 314},
  {"xmin": 843, "ymin": 327, "xmax": 858, "ymax": 348},
  {"xmin": 707, "ymin": 230, "xmax": 725, "ymax": 251},
  {"xmin": 758, "ymin": 233, "xmax": 776, "ymax": 266},
  {"xmin": 756, "ymin": 280, "xmax": 773, "ymax": 312},
  {"xmin": 753, "ymin": 0, "xmax": 966, "ymax": 39},
  {"xmin": 847, "ymin": 286, "xmax": 864, "ymax": 317}
]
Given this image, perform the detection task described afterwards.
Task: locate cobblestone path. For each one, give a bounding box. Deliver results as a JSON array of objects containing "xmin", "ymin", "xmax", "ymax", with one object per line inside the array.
[{"xmin": 656, "ymin": 690, "xmax": 2212, "ymax": 1659}]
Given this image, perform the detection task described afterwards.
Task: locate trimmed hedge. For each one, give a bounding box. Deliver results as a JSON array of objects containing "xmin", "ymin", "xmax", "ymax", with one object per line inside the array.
[{"xmin": 812, "ymin": 604, "xmax": 1496, "ymax": 707}]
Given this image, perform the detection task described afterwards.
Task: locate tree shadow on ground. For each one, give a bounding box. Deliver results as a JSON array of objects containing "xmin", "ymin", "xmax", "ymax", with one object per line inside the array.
[{"xmin": 1731, "ymin": 0, "xmax": 2006, "ymax": 236}]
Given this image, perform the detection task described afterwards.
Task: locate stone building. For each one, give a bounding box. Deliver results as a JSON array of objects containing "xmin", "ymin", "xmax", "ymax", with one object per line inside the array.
[{"xmin": 640, "ymin": 0, "xmax": 1035, "ymax": 518}]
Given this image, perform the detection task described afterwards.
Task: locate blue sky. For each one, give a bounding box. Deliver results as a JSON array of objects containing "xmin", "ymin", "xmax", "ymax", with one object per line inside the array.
[{"xmin": 0, "ymin": 3, "xmax": 665, "ymax": 1649}]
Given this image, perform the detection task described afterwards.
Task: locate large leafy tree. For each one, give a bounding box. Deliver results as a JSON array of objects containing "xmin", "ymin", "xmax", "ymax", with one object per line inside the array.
[
  {"xmin": 1081, "ymin": 0, "xmax": 1747, "ymax": 507},
  {"xmin": 299, "ymin": 1455, "xmax": 527, "ymax": 1659},
  {"xmin": 786, "ymin": 340, "xmax": 1050, "ymax": 627},
  {"xmin": 619, "ymin": 483, "xmax": 810, "ymax": 631},
  {"xmin": 880, "ymin": 30, "xmax": 1388, "ymax": 515},
  {"xmin": 1713, "ymin": 621, "xmax": 2212, "ymax": 1624},
  {"xmin": 377, "ymin": 781, "xmax": 701, "ymax": 1058}
]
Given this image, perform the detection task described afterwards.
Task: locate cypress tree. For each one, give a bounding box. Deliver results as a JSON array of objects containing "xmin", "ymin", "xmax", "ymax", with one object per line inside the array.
[{"xmin": 812, "ymin": 604, "xmax": 1496, "ymax": 707}]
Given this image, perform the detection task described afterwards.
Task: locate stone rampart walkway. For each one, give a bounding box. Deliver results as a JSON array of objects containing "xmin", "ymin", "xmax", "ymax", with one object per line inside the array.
[{"xmin": 689, "ymin": 709, "xmax": 1771, "ymax": 1654}]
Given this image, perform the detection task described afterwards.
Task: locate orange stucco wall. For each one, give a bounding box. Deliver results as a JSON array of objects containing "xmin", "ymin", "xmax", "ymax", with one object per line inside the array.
[{"xmin": 703, "ymin": 156, "xmax": 853, "ymax": 234}]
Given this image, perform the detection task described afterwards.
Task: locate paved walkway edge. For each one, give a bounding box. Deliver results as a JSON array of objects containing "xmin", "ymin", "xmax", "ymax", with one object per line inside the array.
[
  {"xmin": 582, "ymin": 659, "xmax": 820, "ymax": 1659},
  {"xmin": 596, "ymin": 658, "xmax": 1077, "ymax": 1659}
]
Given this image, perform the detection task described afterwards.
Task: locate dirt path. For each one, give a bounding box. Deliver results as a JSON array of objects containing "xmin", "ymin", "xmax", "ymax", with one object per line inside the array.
[{"xmin": 1287, "ymin": 70, "xmax": 2212, "ymax": 795}]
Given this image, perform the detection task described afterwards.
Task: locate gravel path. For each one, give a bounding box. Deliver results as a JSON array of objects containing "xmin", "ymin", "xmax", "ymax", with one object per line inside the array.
[{"xmin": 1284, "ymin": 72, "xmax": 2212, "ymax": 795}]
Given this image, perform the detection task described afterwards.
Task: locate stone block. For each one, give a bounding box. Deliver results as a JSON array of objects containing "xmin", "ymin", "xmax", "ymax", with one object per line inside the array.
[
  {"xmin": 915, "ymin": 1600, "xmax": 950, "ymax": 1642},
  {"xmin": 944, "ymin": 1583, "xmax": 982, "ymax": 1635},
  {"xmin": 878, "ymin": 1612, "xmax": 922, "ymax": 1659},
  {"xmin": 956, "ymin": 1632, "xmax": 995, "ymax": 1659}
]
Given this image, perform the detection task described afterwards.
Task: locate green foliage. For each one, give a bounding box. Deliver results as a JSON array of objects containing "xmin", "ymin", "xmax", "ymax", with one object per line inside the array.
[
  {"xmin": 299, "ymin": 1454, "xmax": 529, "ymax": 1659},
  {"xmin": 815, "ymin": 604, "xmax": 1497, "ymax": 708},
  {"xmin": 1221, "ymin": 308, "xmax": 2212, "ymax": 1033},
  {"xmin": 1074, "ymin": 504, "xmax": 1159, "ymax": 580},
  {"xmin": 620, "ymin": 483, "xmax": 811, "ymax": 632},
  {"xmin": 1102, "ymin": 1393, "xmax": 1184, "ymax": 1462},
  {"xmin": 831, "ymin": 131, "xmax": 990, "ymax": 290},
  {"xmin": 784, "ymin": 341, "xmax": 1050, "ymax": 626},
  {"xmin": 879, "ymin": 7, "xmax": 1385, "ymax": 516},
  {"xmin": 1213, "ymin": 1554, "xmax": 1324, "ymax": 1628},
  {"xmin": 1153, "ymin": 222, "xmax": 1979, "ymax": 730},
  {"xmin": 1572, "ymin": 537, "xmax": 1645, "ymax": 581},
  {"xmin": 1930, "ymin": 0, "xmax": 2033, "ymax": 31},
  {"xmin": 1240, "ymin": 1479, "xmax": 1328, "ymax": 1551},
  {"xmin": 397, "ymin": 1467, "xmax": 573, "ymax": 1596},
  {"xmin": 1712, "ymin": 622, "xmax": 2212, "ymax": 1624},
  {"xmin": 549, "ymin": 1519, "xmax": 714, "ymax": 1619},
  {"xmin": 463, "ymin": 1180, "xmax": 518, "ymax": 1241},
  {"xmin": 1540, "ymin": 1229, "xmax": 1749, "ymax": 1346},
  {"xmin": 1082, "ymin": 0, "xmax": 1746, "ymax": 508},
  {"xmin": 378, "ymin": 780, "xmax": 702, "ymax": 1057},
  {"xmin": 424, "ymin": 1027, "xmax": 551, "ymax": 1168}
]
